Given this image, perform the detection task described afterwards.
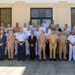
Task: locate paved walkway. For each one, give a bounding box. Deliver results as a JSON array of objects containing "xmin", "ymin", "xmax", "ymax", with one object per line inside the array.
[{"xmin": 0, "ymin": 60, "xmax": 75, "ymax": 75}]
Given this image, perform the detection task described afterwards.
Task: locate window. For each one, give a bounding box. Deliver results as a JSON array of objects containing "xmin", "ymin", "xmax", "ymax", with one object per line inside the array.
[
  {"xmin": 71, "ymin": 8, "xmax": 75, "ymax": 28},
  {"xmin": 30, "ymin": 8, "xmax": 53, "ymax": 25},
  {"xmin": 0, "ymin": 8, "xmax": 12, "ymax": 27}
]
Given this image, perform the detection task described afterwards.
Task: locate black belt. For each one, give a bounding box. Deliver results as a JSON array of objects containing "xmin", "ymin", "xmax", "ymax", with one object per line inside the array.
[{"xmin": 19, "ymin": 41, "xmax": 23, "ymax": 43}]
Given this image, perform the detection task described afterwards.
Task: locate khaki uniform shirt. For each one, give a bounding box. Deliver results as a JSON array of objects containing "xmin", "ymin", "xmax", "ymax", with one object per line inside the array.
[
  {"xmin": 48, "ymin": 34, "xmax": 58, "ymax": 44},
  {"xmin": 64, "ymin": 31, "xmax": 70, "ymax": 38},
  {"xmin": 13, "ymin": 27, "xmax": 20, "ymax": 32},
  {"xmin": 55, "ymin": 31, "xmax": 60, "ymax": 36},
  {"xmin": 38, "ymin": 34, "xmax": 47, "ymax": 44},
  {"xmin": 7, "ymin": 34, "xmax": 15, "ymax": 45},
  {"xmin": 51, "ymin": 24, "xmax": 56, "ymax": 29},
  {"xmin": 58, "ymin": 35, "xmax": 67, "ymax": 45}
]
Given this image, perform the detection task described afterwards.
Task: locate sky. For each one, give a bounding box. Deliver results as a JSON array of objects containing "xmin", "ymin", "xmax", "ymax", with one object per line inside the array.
[{"xmin": 0, "ymin": 0, "xmax": 75, "ymax": 3}]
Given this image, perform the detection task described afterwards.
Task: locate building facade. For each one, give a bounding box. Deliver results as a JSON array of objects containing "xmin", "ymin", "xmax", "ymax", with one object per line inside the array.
[{"xmin": 0, "ymin": 1, "xmax": 75, "ymax": 28}]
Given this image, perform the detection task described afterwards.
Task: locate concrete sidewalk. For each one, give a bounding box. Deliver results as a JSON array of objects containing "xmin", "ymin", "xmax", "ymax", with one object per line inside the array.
[{"xmin": 0, "ymin": 60, "xmax": 75, "ymax": 75}]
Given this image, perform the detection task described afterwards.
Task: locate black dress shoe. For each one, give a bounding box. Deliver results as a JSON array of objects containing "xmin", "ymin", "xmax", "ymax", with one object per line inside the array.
[
  {"xmin": 38, "ymin": 59, "xmax": 41, "ymax": 61},
  {"xmin": 53, "ymin": 59, "xmax": 56, "ymax": 61},
  {"xmin": 59, "ymin": 59, "xmax": 62, "ymax": 61},
  {"xmin": 49, "ymin": 59, "xmax": 52, "ymax": 61},
  {"xmin": 43, "ymin": 59, "xmax": 46, "ymax": 61},
  {"xmin": 1, "ymin": 59, "xmax": 4, "ymax": 61},
  {"xmin": 18, "ymin": 59, "xmax": 21, "ymax": 61},
  {"xmin": 22, "ymin": 59, "xmax": 25, "ymax": 61},
  {"xmin": 64, "ymin": 59, "xmax": 67, "ymax": 61},
  {"xmin": 11, "ymin": 59, "xmax": 13, "ymax": 61},
  {"xmin": 8, "ymin": 59, "xmax": 10, "ymax": 61}
]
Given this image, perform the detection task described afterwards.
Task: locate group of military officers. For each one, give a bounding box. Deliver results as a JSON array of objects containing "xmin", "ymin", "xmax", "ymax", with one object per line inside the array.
[{"xmin": 0, "ymin": 19, "xmax": 75, "ymax": 61}]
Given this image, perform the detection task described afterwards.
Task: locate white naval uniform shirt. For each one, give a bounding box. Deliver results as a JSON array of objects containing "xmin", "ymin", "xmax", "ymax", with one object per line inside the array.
[
  {"xmin": 39, "ymin": 27, "xmax": 46, "ymax": 33},
  {"xmin": 48, "ymin": 29, "xmax": 52, "ymax": 34},
  {"xmin": 5, "ymin": 28, "xmax": 12, "ymax": 32},
  {"xmin": 34, "ymin": 30, "xmax": 41, "ymax": 38},
  {"xmin": 43, "ymin": 23, "xmax": 49, "ymax": 29},
  {"xmin": 14, "ymin": 32, "xmax": 19, "ymax": 39},
  {"xmin": 68, "ymin": 35, "xmax": 75, "ymax": 44},
  {"xmin": 26, "ymin": 30, "xmax": 31, "ymax": 39},
  {"xmin": 16, "ymin": 33, "xmax": 26, "ymax": 42},
  {"xmin": 45, "ymin": 32, "xmax": 50, "ymax": 38},
  {"xmin": 23, "ymin": 27, "xmax": 28, "ymax": 34}
]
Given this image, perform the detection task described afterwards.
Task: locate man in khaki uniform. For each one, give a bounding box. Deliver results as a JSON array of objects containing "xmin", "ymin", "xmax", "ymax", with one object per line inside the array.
[
  {"xmin": 63, "ymin": 26, "xmax": 70, "ymax": 54},
  {"xmin": 55, "ymin": 26, "xmax": 60, "ymax": 54},
  {"xmin": 7, "ymin": 30, "xmax": 15, "ymax": 60},
  {"xmin": 50, "ymin": 20, "xmax": 56, "ymax": 29},
  {"xmin": 63, "ymin": 26, "xmax": 70, "ymax": 38},
  {"xmin": 48, "ymin": 29, "xmax": 58, "ymax": 60},
  {"xmin": 0, "ymin": 23, "xmax": 6, "ymax": 32},
  {"xmin": 38, "ymin": 30, "xmax": 47, "ymax": 61},
  {"xmin": 58, "ymin": 31, "xmax": 67, "ymax": 60},
  {"xmin": 13, "ymin": 23, "xmax": 20, "ymax": 33}
]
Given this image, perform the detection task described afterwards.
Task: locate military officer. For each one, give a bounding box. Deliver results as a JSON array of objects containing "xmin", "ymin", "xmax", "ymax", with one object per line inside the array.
[
  {"xmin": 7, "ymin": 29, "xmax": 15, "ymax": 60},
  {"xmin": 16, "ymin": 28, "xmax": 26, "ymax": 61},
  {"xmin": 43, "ymin": 19, "xmax": 49, "ymax": 29},
  {"xmin": 34, "ymin": 26, "xmax": 41, "ymax": 55},
  {"xmin": 39, "ymin": 23, "xmax": 46, "ymax": 33},
  {"xmin": 63, "ymin": 26, "xmax": 70, "ymax": 38},
  {"xmin": 14, "ymin": 28, "xmax": 19, "ymax": 55},
  {"xmin": 50, "ymin": 20, "xmax": 56, "ymax": 29},
  {"xmin": 58, "ymin": 31, "xmax": 67, "ymax": 60},
  {"xmin": 5, "ymin": 24, "xmax": 12, "ymax": 33},
  {"xmin": 0, "ymin": 23, "xmax": 6, "ymax": 32},
  {"xmin": 38, "ymin": 30, "xmax": 47, "ymax": 61},
  {"xmin": 48, "ymin": 29, "xmax": 58, "ymax": 61},
  {"xmin": 30, "ymin": 23, "xmax": 36, "ymax": 31},
  {"xmin": 55, "ymin": 26, "xmax": 60, "ymax": 36},
  {"xmin": 5, "ymin": 29, "xmax": 9, "ymax": 55},
  {"xmin": 23, "ymin": 23, "xmax": 28, "ymax": 34},
  {"xmin": 63, "ymin": 26, "xmax": 70, "ymax": 55},
  {"xmin": 26, "ymin": 26, "xmax": 31, "ymax": 55},
  {"xmin": 55, "ymin": 26, "xmax": 60, "ymax": 54},
  {"xmin": 68, "ymin": 31, "xmax": 75, "ymax": 61},
  {"xmin": 13, "ymin": 23, "xmax": 20, "ymax": 33}
]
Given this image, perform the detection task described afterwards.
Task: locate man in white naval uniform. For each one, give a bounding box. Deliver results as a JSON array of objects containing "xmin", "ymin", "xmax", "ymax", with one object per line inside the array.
[
  {"xmin": 39, "ymin": 23, "xmax": 46, "ymax": 33},
  {"xmin": 26, "ymin": 26, "xmax": 31, "ymax": 55},
  {"xmin": 5, "ymin": 29, "xmax": 9, "ymax": 55},
  {"xmin": 14, "ymin": 29, "xmax": 19, "ymax": 55},
  {"xmin": 45, "ymin": 28, "xmax": 51, "ymax": 37},
  {"xmin": 68, "ymin": 31, "xmax": 75, "ymax": 61},
  {"xmin": 34, "ymin": 26, "xmax": 41, "ymax": 55},
  {"xmin": 43, "ymin": 19, "xmax": 49, "ymax": 29},
  {"xmin": 23, "ymin": 23, "xmax": 28, "ymax": 34},
  {"xmin": 30, "ymin": 23, "xmax": 36, "ymax": 31},
  {"xmin": 5, "ymin": 24, "xmax": 12, "ymax": 33}
]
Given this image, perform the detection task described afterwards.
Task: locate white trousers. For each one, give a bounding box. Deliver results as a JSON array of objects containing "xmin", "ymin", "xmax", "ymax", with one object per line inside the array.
[
  {"xmin": 26, "ymin": 40, "xmax": 30, "ymax": 55},
  {"xmin": 14, "ymin": 41, "xmax": 18, "ymax": 55},
  {"xmin": 69, "ymin": 44, "xmax": 75, "ymax": 61},
  {"xmin": 35, "ymin": 41, "xmax": 39, "ymax": 55}
]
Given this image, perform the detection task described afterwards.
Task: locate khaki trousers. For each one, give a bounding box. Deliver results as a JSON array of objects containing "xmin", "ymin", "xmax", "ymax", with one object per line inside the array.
[
  {"xmin": 39, "ymin": 43, "xmax": 46, "ymax": 60},
  {"xmin": 49, "ymin": 44, "xmax": 57, "ymax": 59},
  {"xmin": 59, "ymin": 45, "xmax": 66, "ymax": 59},
  {"xmin": 8, "ymin": 44, "xmax": 14, "ymax": 59}
]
